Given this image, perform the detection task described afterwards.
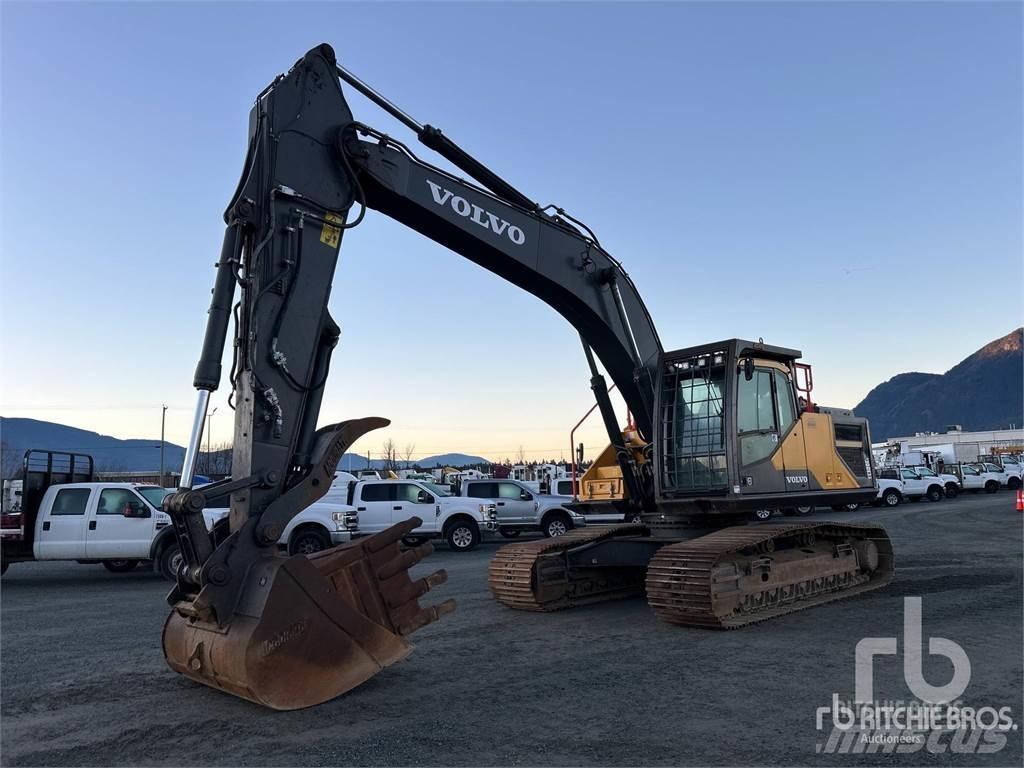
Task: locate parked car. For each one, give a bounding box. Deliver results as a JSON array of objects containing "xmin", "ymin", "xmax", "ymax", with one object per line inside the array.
[
  {"xmin": 968, "ymin": 462, "xmax": 1012, "ymax": 490},
  {"xmin": 980, "ymin": 456, "xmax": 1023, "ymax": 489},
  {"xmin": 907, "ymin": 465, "xmax": 961, "ymax": 498},
  {"xmin": 457, "ymin": 478, "xmax": 586, "ymax": 538},
  {"xmin": 878, "ymin": 467, "xmax": 944, "ymax": 502},
  {"xmin": 344, "ymin": 479, "xmax": 497, "ymax": 552},
  {"xmin": 947, "ymin": 463, "xmax": 1002, "ymax": 494}
]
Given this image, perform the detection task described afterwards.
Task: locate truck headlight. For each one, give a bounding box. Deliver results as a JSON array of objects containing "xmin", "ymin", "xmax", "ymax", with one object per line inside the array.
[{"xmin": 333, "ymin": 510, "xmax": 358, "ymax": 531}]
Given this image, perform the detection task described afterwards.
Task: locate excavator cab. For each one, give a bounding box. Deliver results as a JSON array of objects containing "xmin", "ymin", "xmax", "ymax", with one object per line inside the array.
[{"xmin": 656, "ymin": 340, "xmax": 876, "ymax": 515}]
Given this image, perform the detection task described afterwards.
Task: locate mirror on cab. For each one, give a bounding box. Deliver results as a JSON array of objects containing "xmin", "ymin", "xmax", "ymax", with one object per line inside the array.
[
  {"xmin": 520, "ymin": 491, "xmax": 533, "ymax": 501},
  {"xmin": 416, "ymin": 489, "xmax": 434, "ymax": 504},
  {"xmin": 123, "ymin": 501, "xmax": 149, "ymax": 518},
  {"xmin": 743, "ymin": 357, "xmax": 755, "ymax": 381}
]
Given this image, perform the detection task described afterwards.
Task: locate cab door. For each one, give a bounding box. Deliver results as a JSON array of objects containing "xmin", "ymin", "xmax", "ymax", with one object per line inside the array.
[
  {"xmin": 35, "ymin": 487, "xmax": 93, "ymax": 559},
  {"xmin": 773, "ymin": 370, "xmax": 809, "ymax": 491},
  {"xmin": 736, "ymin": 366, "xmax": 786, "ymax": 494},
  {"xmin": 496, "ymin": 481, "xmax": 534, "ymax": 524},
  {"xmin": 85, "ymin": 487, "xmax": 155, "ymax": 558},
  {"xmin": 354, "ymin": 483, "xmax": 392, "ymax": 533}
]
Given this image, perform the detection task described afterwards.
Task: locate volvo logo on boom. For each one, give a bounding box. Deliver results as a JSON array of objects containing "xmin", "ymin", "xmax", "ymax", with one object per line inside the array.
[{"xmin": 426, "ymin": 179, "xmax": 526, "ymax": 246}]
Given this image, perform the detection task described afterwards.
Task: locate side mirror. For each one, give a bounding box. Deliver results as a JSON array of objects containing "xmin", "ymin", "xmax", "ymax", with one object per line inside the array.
[
  {"xmin": 743, "ymin": 358, "xmax": 754, "ymax": 381},
  {"xmin": 520, "ymin": 491, "xmax": 533, "ymax": 501},
  {"xmin": 416, "ymin": 490, "xmax": 433, "ymax": 504},
  {"xmin": 124, "ymin": 503, "xmax": 145, "ymax": 518}
]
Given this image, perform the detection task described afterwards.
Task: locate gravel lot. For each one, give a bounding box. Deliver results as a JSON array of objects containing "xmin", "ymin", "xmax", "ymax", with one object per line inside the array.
[{"xmin": 2, "ymin": 492, "xmax": 1021, "ymax": 766}]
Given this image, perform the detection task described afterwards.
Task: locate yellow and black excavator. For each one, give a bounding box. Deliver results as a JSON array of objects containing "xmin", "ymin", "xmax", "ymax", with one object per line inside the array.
[{"xmin": 162, "ymin": 44, "xmax": 893, "ymax": 710}]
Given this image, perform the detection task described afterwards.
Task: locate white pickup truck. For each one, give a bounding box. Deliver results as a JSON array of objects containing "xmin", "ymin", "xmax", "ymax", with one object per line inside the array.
[
  {"xmin": 342, "ymin": 479, "xmax": 498, "ymax": 552},
  {"xmin": 1, "ymin": 451, "xmax": 358, "ymax": 581},
  {"xmin": 948, "ymin": 463, "xmax": 1002, "ymax": 494},
  {"xmin": 979, "ymin": 456, "xmax": 1023, "ymax": 489},
  {"xmin": 906, "ymin": 465, "xmax": 962, "ymax": 498},
  {"xmin": 456, "ymin": 478, "xmax": 587, "ymax": 538},
  {"xmin": 968, "ymin": 461, "xmax": 1014, "ymax": 490},
  {"xmin": 877, "ymin": 467, "xmax": 944, "ymax": 502},
  {"xmin": 1, "ymin": 478, "xmax": 174, "ymax": 577}
]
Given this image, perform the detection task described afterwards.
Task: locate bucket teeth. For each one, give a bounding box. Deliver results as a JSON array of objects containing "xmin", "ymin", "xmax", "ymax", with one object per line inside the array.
[{"xmin": 163, "ymin": 517, "xmax": 453, "ymax": 710}]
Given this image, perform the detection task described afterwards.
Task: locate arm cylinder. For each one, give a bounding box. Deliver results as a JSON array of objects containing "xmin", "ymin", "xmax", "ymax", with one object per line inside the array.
[{"xmin": 193, "ymin": 225, "xmax": 241, "ymax": 390}]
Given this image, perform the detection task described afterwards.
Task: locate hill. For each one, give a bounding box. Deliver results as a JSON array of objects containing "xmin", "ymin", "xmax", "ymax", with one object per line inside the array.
[
  {"xmin": 854, "ymin": 328, "xmax": 1023, "ymax": 440},
  {"xmin": 0, "ymin": 417, "xmax": 186, "ymax": 475},
  {"xmin": 0, "ymin": 417, "xmax": 492, "ymax": 477}
]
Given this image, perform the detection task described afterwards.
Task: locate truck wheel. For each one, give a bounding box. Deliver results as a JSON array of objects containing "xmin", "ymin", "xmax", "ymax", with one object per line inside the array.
[
  {"xmin": 445, "ymin": 520, "xmax": 480, "ymax": 552},
  {"xmin": 753, "ymin": 509, "xmax": 773, "ymax": 521},
  {"xmin": 542, "ymin": 512, "xmax": 573, "ymax": 538},
  {"xmin": 289, "ymin": 527, "xmax": 332, "ymax": 556},
  {"xmin": 1008, "ymin": 477, "xmax": 1022, "ymax": 490},
  {"xmin": 103, "ymin": 560, "xmax": 139, "ymax": 573},
  {"xmin": 158, "ymin": 542, "xmax": 183, "ymax": 582},
  {"xmin": 882, "ymin": 489, "xmax": 901, "ymax": 507},
  {"xmin": 499, "ymin": 529, "xmax": 521, "ymax": 539},
  {"xmin": 985, "ymin": 481, "xmax": 999, "ymax": 494},
  {"xmin": 926, "ymin": 486, "xmax": 943, "ymax": 502},
  {"xmin": 944, "ymin": 484, "xmax": 959, "ymax": 499},
  {"xmin": 795, "ymin": 506, "xmax": 814, "ymax": 515},
  {"xmin": 402, "ymin": 535, "xmax": 428, "ymax": 547}
]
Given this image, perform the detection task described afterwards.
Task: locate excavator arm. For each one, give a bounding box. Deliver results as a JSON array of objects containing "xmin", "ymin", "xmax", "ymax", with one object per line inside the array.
[{"xmin": 162, "ymin": 43, "xmax": 663, "ymax": 709}]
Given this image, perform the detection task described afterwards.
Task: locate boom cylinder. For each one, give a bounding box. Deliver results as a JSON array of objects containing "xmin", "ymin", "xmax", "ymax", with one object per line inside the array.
[{"xmin": 193, "ymin": 225, "xmax": 241, "ymax": 390}]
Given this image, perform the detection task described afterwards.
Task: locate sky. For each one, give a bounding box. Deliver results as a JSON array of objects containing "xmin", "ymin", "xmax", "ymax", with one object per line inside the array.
[{"xmin": 1, "ymin": 1, "xmax": 1021, "ymax": 463}]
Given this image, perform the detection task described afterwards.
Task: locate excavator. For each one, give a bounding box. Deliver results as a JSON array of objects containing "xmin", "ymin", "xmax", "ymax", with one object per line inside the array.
[{"xmin": 162, "ymin": 44, "xmax": 894, "ymax": 711}]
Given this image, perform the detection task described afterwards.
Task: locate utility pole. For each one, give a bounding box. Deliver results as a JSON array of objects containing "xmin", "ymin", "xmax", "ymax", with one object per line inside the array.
[{"xmin": 160, "ymin": 404, "xmax": 168, "ymax": 487}]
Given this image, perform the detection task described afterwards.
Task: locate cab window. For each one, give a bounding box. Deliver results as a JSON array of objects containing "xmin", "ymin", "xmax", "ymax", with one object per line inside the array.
[
  {"xmin": 360, "ymin": 484, "xmax": 392, "ymax": 502},
  {"xmin": 555, "ymin": 479, "xmax": 574, "ymax": 495},
  {"xmin": 497, "ymin": 483, "xmax": 524, "ymax": 499},
  {"xmin": 395, "ymin": 484, "xmax": 426, "ymax": 503},
  {"xmin": 98, "ymin": 488, "xmax": 148, "ymax": 517},
  {"xmin": 51, "ymin": 488, "xmax": 90, "ymax": 516},
  {"xmin": 464, "ymin": 482, "xmax": 498, "ymax": 499},
  {"xmin": 901, "ymin": 469, "xmax": 917, "ymax": 480},
  {"xmin": 773, "ymin": 371, "xmax": 797, "ymax": 433}
]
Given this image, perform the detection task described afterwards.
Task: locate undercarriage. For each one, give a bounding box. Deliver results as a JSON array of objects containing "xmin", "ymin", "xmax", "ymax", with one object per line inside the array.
[{"xmin": 489, "ymin": 521, "xmax": 893, "ymax": 628}]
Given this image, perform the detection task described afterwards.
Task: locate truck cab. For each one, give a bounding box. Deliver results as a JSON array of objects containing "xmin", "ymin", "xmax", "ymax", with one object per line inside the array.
[
  {"xmin": 970, "ymin": 461, "xmax": 1012, "ymax": 489},
  {"xmin": 981, "ymin": 456, "xmax": 1023, "ymax": 488},
  {"xmin": 893, "ymin": 466, "xmax": 944, "ymax": 502},
  {"xmin": 947, "ymin": 463, "xmax": 1001, "ymax": 494}
]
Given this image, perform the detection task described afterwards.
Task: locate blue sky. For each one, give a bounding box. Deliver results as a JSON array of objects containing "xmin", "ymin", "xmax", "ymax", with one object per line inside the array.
[{"xmin": 1, "ymin": 2, "xmax": 1021, "ymax": 461}]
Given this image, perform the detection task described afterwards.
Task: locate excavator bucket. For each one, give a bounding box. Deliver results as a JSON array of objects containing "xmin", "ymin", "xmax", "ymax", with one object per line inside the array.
[{"xmin": 163, "ymin": 518, "xmax": 454, "ymax": 710}]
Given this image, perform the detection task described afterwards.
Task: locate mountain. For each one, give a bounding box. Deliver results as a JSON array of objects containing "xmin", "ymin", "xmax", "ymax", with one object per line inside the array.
[
  {"xmin": 854, "ymin": 328, "xmax": 1023, "ymax": 440},
  {"xmin": 0, "ymin": 417, "xmax": 186, "ymax": 474},
  {"xmin": 0, "ymin": 417, "xmax": 492, "ymax": 476},
  {"xmin": 335, "ymin": 452, "xmax": 491, "ymax": 471}
]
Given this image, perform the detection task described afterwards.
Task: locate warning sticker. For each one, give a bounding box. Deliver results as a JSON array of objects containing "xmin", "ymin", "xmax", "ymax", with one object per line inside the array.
[{"xmin": 320, "ymin": 213, "xmax": 343, "ymax": 247}]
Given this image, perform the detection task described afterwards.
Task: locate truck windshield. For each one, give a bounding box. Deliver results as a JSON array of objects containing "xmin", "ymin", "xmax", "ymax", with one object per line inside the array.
[
  {"xmin": 137, "ymin": 486, "xmax": 170, "ymax": 507},
  {"xmin": 423, "ymin": 483, "xmax": 451, "ymax": 497}
]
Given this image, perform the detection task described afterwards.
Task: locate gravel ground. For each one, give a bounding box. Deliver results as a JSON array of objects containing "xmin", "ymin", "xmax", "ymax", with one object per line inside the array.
[{"xmin": 1, "ymin": 492, "xmax": 1021, "ymax": 766}]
